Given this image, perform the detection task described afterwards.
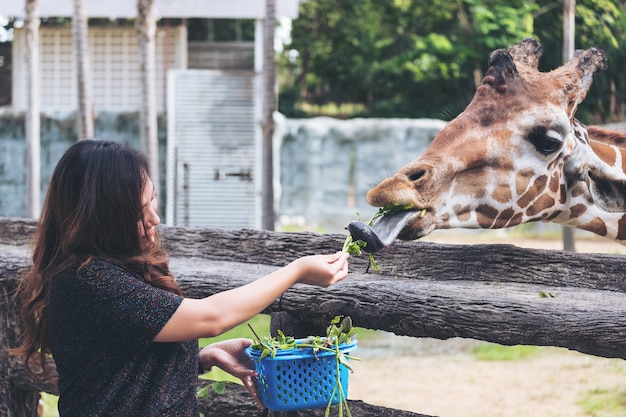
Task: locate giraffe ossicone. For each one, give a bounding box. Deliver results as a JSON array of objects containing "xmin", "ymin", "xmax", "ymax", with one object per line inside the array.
[{"xmin": 362, "ymin": 38, "xmax": 626, "ymax": 252}]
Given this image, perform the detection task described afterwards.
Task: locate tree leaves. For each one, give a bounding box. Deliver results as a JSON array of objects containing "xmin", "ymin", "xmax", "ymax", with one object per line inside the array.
[{"xmin": 280, "ymin": 0, "xmax": 626, "ymax": 121}]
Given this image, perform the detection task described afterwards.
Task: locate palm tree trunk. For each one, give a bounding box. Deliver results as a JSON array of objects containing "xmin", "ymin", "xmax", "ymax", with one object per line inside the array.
[
  {"xmin": 562, "ymin": 0, "xmax": 576, "ymax": 252},
  {"xmin": 73, "ymin": 0, "xmax": 94, "ymax": 141},
  {"xmin": 262, "ymin": 0, "xmax": 276, "ymax": 230},
  {"xmin": 25, "ymin": 0, "xmax": 40, "ymax": 219},
  {"xmin": 137, "ymin": 0, "xmax": 159, "ymax": 195}
]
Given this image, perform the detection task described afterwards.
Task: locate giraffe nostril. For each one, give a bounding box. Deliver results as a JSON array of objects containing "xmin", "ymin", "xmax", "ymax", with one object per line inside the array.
[{"xmin": 408, "ymin": 168, "xmax": 427, "ymax": 182}]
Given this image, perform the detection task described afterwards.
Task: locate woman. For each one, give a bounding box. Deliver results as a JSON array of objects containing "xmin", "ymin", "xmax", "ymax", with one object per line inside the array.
[{"xmin": 13, "ymin": 139, "xmax": 349, "ymax": 416}]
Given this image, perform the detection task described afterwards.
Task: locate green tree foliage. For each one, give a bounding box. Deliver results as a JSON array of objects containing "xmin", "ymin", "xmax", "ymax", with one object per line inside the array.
[{"xmin": 279, "ymin": 0, "xmax": 626, "ymax": 122}]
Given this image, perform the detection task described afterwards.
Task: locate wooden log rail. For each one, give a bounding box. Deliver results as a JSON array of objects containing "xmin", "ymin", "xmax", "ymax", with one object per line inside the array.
[{"xmin": 1, "ymin": 217, "xmax": 625, "ymax": 416}]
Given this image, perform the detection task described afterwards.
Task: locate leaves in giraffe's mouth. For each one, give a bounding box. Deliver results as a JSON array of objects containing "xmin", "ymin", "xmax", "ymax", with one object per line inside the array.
[{"xmin": 345, "ymin": 205, "xmax": 417, "ymax": 253}]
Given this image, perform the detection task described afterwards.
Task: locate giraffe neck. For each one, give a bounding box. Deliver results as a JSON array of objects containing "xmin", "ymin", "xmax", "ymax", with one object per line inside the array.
[
  {"xmin": 587, "ymin": 126, "xmax": 626, "ymax": 149},
  {"xmin": 560, "ymin": 122, "xmax": 626, "ymax": 242}
]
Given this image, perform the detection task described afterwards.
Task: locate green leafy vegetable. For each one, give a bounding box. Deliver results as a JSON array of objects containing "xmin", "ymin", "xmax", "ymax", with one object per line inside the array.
[
  {"xmin": 249, "ymin": 316, "xmax": 360, "ymax": 416},
  {"xmin": 249, "ymin": 316, "xmax": 357, "ymax": 361},
  {"xmin": 196, "ymin": 381, "xmax": 226, "ymax": 399},
  {"xmin": 538, "ymin": 291, "xmax": 556, "ymax": 298},
  {"xmin": 342, "ymin": 203, "xmax": 414, "ymax": 270}
]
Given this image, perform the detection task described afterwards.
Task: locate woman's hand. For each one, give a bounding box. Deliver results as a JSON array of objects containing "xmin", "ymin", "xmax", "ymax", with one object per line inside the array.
[
  {"xmin": 199, "ymin": 338, "xmax": 263, "ymax": 408},
  {"xmin": 291, "ymin": 251, "xmax": 350, "ymax": 287}
]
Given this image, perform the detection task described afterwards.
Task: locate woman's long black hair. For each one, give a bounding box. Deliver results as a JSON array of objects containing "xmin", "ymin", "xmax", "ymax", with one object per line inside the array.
[{"xmin": 12, "ymin": 139, "xmax": 181, "ymax": 375}]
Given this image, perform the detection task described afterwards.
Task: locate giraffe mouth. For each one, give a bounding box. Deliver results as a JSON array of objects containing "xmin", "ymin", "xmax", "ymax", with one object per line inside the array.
[{"xmin": 345, "ymin": 210, "xmax": 415, "ymax": 253}]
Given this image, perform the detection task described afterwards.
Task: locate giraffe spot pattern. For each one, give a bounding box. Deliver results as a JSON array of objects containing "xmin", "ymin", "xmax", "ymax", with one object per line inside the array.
[
  {"xmin": 507, "ymin": 212, "xmax": 524, "ymax": 227},
  {"xmin": 492, "ymin": 183, "xmax": 512, "ymax": 204},
  {"xmin": 569, "ymin": 204, "xmax": 587, "ymax": 219},
  {"xmin": 618, "ymin": 214, "xmax": 626, "ymax": 240},
  {"xmin": 453, "ymin": 169, "xmax": 489, "ymax": 200},
  {"xmin": 571, "ymin": 184, "xmax": 586, "ymax": 198},
  {"xmin": 579, "ymin": 218, "xmax": 608, "ymax": 237},
  {"xmin": 454, "ymin": 205, "xmax": 471, "ymax": 223},
  {"xmin": 549, "ymin": 173, "xmax": 560, "ymax": 194},
  {"xmin": 526, "ymin": 194, "xmax": 556, "ymax": 217},
  {"xmin": 545, "ymin": 210, "xmax": 562, "ymax": 221},
  {"xmin": 493, "ymin": 208, "xmax": 516, "ymax": 228},
  {"xmin": 477, "ymin": 204, "xmax": 500, "ymax": 228},
  {"xmin": 517, "ymin": 174, "xmax": 548, "ymax": 209},
  {"xmin": 546, "ymin": 157, "xmax": 561, "ymax": 172},
  {"xmin": 515, "ymin": 168, "xmax": 534, "ymax": 196},
  {"xmin": 590, "ymin": 141, "xmax": 617, "ymax": 167},
  {"xmin": 559, "ymin": 183, "xmax": 567, "ymax": 204}
]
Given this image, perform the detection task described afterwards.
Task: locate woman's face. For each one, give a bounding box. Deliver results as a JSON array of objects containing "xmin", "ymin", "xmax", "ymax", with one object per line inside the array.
[{"xmin": 139, "ymin": 178, "xmax": 160, "ymax": 250}]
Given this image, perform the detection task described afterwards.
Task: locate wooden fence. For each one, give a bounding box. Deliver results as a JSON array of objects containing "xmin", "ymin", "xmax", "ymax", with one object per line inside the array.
[{"xmin": 1, "ymin": 217, "xmax": 625, "ymax": 416}]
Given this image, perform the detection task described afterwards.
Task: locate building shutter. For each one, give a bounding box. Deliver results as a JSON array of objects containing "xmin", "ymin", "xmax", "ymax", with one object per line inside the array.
[{"xmin": 166, "ymin": 69, "xmax": 260, "ymax": 228}]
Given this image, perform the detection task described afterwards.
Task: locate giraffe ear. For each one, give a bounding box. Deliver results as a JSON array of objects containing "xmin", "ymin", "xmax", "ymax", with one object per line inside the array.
[
  {"xmin": 573, "ymin": 146, "xmax": 626, "ymax": 212},
  {"xmin": 585, "ymin": 169, "xmax": 626, "ymax": 212},
  {"xmin": 562, "ymin": 47, "xmax": 607, "ymax": 117}
]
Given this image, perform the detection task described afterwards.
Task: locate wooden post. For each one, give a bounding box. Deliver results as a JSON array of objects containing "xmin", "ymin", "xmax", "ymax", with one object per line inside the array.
[{"xmin": 1, "ymin": 277, "xmax": 39, "ymax": 416}]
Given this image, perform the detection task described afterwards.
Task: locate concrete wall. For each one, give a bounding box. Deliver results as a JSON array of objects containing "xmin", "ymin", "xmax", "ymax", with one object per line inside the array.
[
  {"xmin": 0, "ymin": 114, "xmax": 444, "ymax": 233},
  {"xmin": 0, "ymin": 112, "xmax": 167, "ymax": 217},
  {"xmin": 276, "ymin": 116, "xmax": 445, "ymax": 232}
]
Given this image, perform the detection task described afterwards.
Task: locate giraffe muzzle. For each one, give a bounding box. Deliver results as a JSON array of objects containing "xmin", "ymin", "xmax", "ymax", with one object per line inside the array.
[{"xmin": 345, "ymin": 210, "xmax": 414, "ymax": 253}]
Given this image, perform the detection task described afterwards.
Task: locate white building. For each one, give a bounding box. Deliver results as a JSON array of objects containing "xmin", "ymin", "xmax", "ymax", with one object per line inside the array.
[
  {"xmin": 2, "ymin": 0, "xmax": 301, "ymax": 228},
  {"xmin": 4, "ymin": 0, "xmax": 300, "ymax": 114}
]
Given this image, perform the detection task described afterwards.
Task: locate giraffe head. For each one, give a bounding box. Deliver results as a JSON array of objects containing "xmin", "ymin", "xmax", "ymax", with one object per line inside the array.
[{"xmin": 364, "ymin": 38, "xmax": 626, "ymax": 248}]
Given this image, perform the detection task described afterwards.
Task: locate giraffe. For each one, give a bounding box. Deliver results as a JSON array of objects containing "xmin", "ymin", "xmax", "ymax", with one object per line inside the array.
[{"xmin": 349, "ymin": 38, "xmax": 626, "ymax": 253}]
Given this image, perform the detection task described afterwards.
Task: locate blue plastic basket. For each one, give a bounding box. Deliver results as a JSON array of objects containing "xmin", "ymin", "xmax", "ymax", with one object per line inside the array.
[{"xmin": 245, "ymin": 338, "xmax": 358, "ymax": 412}]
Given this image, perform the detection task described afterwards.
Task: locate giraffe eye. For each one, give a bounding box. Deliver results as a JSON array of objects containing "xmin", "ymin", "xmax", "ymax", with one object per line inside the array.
[{"xmin": 527, "ymin": 127, "xmax": 562, "ymax": 155}]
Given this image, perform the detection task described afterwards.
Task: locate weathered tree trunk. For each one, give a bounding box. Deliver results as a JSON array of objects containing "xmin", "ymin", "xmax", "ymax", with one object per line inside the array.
[
  {"xmin": 197, "ymin": 382, "xmax": 431, "ymax": 417},
  {"xmin": 262, "ymin": 0, "xmax": 277, "ymax": 230},
  {"xmin": 561, "ymin": 0, "xmax": 576, "ymax": 252},
  {"xmin": 136, "ymin": 0, "xmax": 159, "ymax": 195},
  {"xmin": 24, "ymin": 0, "xmax": 40, "ymax": 219},
  {"xmin": 73, "ymin": 0, "xmax": 94, "ymax": 141},
  {"xmin": 562, "ymin": 0, "xmax": 576, "ymax": 64}
]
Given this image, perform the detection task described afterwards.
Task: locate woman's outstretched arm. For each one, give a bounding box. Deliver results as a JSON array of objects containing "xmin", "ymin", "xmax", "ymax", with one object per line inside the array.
[{"xmin": 154, "ymin": 252, "xmax": 349, "ymax": 342}]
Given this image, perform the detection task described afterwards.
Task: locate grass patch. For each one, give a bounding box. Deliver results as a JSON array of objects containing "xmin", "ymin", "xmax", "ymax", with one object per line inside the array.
[
  {"xmin": 41, "ymin": 392, "xmax": 59, "ymax": 417},
  {"xmin": 198, "ymin": 314, "xmax": 270, "ymax": 348},
  {"xmin": 198, "ymin": 314, "xmax": 271, "ymax": 384},
  {"xmin": 578, "ymin": 388, "xmax": 626, "ymax": 416},
  {"xmin": 505, "ymin": 222, "xmax": 565, "ymax": 239},
  {"xmin": 198, "ymin": 314, "xmax": 376, "ymax": 346},
  {"xmin": 351, "ymin": 326, "xmax": 384, "ymax": 342},
  {"xmin": 471, "ymin": 342, "xmax": 542, "ymax": 361}
]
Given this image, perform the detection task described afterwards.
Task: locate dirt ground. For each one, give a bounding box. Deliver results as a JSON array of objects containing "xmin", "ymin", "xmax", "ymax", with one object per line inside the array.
[{"xmin": 347, "ymin": 232, "xmax": 626, "ymax": 417}]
